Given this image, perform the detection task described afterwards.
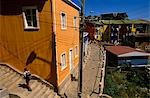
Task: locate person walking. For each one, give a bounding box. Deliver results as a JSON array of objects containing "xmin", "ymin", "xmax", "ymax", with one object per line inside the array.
[{"xmin": 23, "ymin": 67, "xmax": 32, "ymax": 91}]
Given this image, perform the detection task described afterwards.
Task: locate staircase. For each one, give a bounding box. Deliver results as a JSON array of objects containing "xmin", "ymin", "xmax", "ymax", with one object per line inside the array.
[{"xmin": 0, "ymin": 64, "xmax": 60, "ymax": 98}]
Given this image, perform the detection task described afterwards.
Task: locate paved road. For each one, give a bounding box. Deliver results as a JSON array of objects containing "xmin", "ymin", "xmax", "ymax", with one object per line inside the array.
[
  {"xmin": 82, "ymin": 42, "xmax": 102, "ymax": 98},
  {"xmin": 65, "ymin": 42, "xmax": 104, "ymax": 98}
]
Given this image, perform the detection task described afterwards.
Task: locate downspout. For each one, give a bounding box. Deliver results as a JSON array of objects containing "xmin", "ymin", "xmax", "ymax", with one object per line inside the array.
[{"xmin": 49, "ymin": 0, "xmax": 58, "ymax": 92}]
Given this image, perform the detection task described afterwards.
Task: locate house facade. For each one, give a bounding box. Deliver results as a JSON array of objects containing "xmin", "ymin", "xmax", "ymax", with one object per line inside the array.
[
  {"xmin": 0, "ymin": 0, "xmax": 54, "ymax": 81},
  {"xmin": 85, "ymin": 22, "xmax": 96, "ymax": 41},
  {"xmin": 0, "ymin": 0, "xmax": 80, "ymax": 94},
  {"xmin": 52, "ymin": 0, "xmax": 80, "ymax": 94},
  {"xmin": 101, "ymin": 20, "xmax": 149, "ymax": 47}
]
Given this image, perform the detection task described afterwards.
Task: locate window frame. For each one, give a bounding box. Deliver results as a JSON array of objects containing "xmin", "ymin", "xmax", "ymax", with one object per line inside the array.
[
  {"xmin": 60, "ymin": 52, "xmax": 67, "ymax": 70},
  {"xmin": 73, "ymin": 16, "xmax": 77, "ymax": 30},
  {"xmin": 74, "ymin": 45, "xmax": 78, "ymax": 57},
  {"xmin": 22, "ymin": 6, "xmax": 40, "ymax": 30},
  {"xmin": 60, "ymin": 12, "xmax": 67, "ymax": 30}
]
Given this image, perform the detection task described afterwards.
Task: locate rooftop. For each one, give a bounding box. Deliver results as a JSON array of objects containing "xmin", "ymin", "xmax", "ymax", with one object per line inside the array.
[
  {"xmin": 105, "ymin": 46, "xmax": 150, "ymax": 57},
  {"xmin": 101, "ymin": 19, "xmax": 149, "ymax": 25},
  {"xmin": 63, "ymin": 0, "xmax": 80, "ymax": 10},
  {"xmin": 105, "ymin": 46, "xmax": 135, "ymax": 55}
]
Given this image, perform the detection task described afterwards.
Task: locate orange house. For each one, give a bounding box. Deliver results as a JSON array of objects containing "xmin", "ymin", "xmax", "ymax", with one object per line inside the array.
[
  {"xmin": 0, "ymin": 0, "xmax": 80, "ymax": 94},
  {"xmin": 52, "ymin": 0, "xmax": 80, "ymax": 93},
  {"xmin": 0, "ymin": 0, "xmax": 54, "ymax": 81}
]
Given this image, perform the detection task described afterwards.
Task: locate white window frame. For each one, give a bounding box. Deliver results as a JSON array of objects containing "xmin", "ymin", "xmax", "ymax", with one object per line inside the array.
[
  {"xmin": 22, "ymin": 6, "xmax": 40, "ymax": 30},
  {"xmin": 60, "ymin": 52, "xmax": 67, "ymax": 70},
  {"xmin": 74, "ymin": 45, "xmax": 78, "ymax": 57},
  {"xmin": 60, "ymin": 12, "xmax": 67, "ymax": 30},
  {"xmin": 73, "ymin": 16, "xmax": 77, "ymax": 30},
  {"xmin": 69, "ymin": 48, "xmax": 74, "ymax": 71}
]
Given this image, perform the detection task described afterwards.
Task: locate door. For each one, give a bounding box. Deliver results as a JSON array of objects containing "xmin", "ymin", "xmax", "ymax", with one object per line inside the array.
[{"xmin": 69, "ymin": 49, "xmax": 74, "ymax": 71}]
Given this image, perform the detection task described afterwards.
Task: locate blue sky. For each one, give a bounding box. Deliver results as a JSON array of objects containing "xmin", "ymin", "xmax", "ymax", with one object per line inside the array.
[{"xmin": 73, "ymin": 0, "xmax": 150, "ymax": 19}]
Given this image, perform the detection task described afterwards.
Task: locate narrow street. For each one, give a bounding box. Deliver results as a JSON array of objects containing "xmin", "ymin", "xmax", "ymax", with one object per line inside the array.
[
  {"xmin": 65, "ymin": 42, "xmax": 105, "ymax": 98},
  {"xmin": 82, "ymin": 42, "xmax": 102, "ymax": 98}
]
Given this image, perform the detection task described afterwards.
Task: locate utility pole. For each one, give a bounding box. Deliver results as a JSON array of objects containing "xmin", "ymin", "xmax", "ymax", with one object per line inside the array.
[{"xmin": 78, "ymin": 0, "xmax": 85, "ymax": 98}]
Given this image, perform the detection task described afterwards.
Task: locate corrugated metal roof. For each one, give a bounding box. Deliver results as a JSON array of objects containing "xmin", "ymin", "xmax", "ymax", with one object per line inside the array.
[
  {"xmin": 122, "ymin": 20, "xmax": 149, "ymax": 24},
  {"xmin": 118, "ymin": 51, "xmax": 150, "ymax": 57},
  {"xmin": 100, "ymin": 20, "xmax": 149, "ymax": 25},
  {"xmin": 105, "ymin": 46, "xmax": 135, "ymax": 55},
  {"xmin": 105, "ymin": 46, "xmax": 149, "ymax": 56},
  {"xmin": 101, "ymin": 20, "xmax": 123, "ymax": 24}
]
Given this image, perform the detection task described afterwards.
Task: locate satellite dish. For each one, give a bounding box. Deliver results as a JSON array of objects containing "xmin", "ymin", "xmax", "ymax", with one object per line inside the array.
[{"xmin": 26, "ymin": 51, "xmax": 37, "ymax": 66}]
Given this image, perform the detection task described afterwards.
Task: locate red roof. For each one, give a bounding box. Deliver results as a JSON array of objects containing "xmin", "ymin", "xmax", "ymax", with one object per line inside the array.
[{"xmin": 105, "ymin": 46, "xmax": 139, "ymax": 55}]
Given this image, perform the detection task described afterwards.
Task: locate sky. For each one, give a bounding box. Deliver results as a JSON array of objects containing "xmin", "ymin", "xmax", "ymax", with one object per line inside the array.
[{"xmin": 72, "ymin": 0, "xmax": 150, "ymax": 19}]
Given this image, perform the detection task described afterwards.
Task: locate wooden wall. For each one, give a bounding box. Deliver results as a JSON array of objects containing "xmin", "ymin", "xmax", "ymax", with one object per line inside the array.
[
  {"xmin": 0, "ymin": 0, "xmax": 54, "ymax": 81},
  {"xmin": 54, "ymin": 0, "xmax": 79, "ymax": 86}
]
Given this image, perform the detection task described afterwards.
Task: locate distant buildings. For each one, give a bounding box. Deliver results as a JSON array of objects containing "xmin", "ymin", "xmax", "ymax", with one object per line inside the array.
[
  {"xmin": 85, "ymin": 13, "xmax": 150, "ymax": 52},
  {"xmin": 100, "ymin": 13, "xmax": 128, "ymax": 20}
]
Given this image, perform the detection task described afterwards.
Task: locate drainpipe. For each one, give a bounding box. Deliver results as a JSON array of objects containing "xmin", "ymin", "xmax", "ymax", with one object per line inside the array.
[{"xmin": 50, "ymin": 0, "xmax": 58, "ymax": 92}]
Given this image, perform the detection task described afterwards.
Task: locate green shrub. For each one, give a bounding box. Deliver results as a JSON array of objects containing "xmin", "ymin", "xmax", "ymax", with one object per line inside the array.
[{"xmin": 104, "ymin": 69, "xmax": 150, "ymax": 98}]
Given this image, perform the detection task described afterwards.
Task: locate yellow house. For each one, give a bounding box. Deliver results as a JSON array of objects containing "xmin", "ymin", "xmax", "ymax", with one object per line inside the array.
[
  {"xmin": 0, "ymin": 0, "xmax": 80, "ymax": 94},
  {"xmin": 52, "ymin": 0, "xmax": 80, "ymax": 93},
  {"xmin": 0, "ymin": 0, "xmax": 54, "ymax": 81}
]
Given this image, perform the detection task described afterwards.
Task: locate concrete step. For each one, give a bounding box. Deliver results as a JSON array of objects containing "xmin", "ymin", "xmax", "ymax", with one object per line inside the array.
[
  {"xmin": 8, "ymin": 77, "xmax": 23, "ymax": 90},
  {"xmin": 0, "ymin": 65, "xmax": 6, "ymax": 70},
  {"xmin": 0, "ymin": 68, "xmax": 11, "ymax": 77},
  {"xmin": 9, "ymin": 80, "xmax": 37, "ymax": 97},
  {"xmin": 54, "ymin": 93, "xmax": 61, "ymax": 98},
  {"xmin": 0, "ymin": 65, "xmax": 57, "ymax": 98},
  {"xmin": 42, "ymin": 88, "xmax": 53, "ymax": 98},
  {"xmin": 0, "ymin": 70, "xmax": 13, "ymax": 80},
  {"xmin": 30, "ymin": 80, "xmax": 38, "ymax": 91},
  {"xmin": 1, "ymin": 72, "xmax": 16, "ymax": 85},
  {"xmin": 0, "ymin": 70, "xmax": 6, "ymax": 77},
  {"xmin": 21, "ymin": 80, "xmax": 39, "ymax": 96},
  {"xmin": 48, "ymin": 92, "xmax": 56, "ymax": 98},
  {"xmin": 0, "ymin": 66, "xmax": 10, "ymax": 72},
  {"xmin": 27, "ymin": 82, "xmax": 42, "ymax": 98},
  {"xmin": 33, "ymin": 84, "xmax": 46, "ymax": 98},
  {"xmin": 1, "ymin": 95, "xmax": 9, "ymax": 98},
  {"xmin": 40, "ymin": 87, "xmax": 49, "ymax": 98},
  {"xmin": 4, "ymin": 76, "xmax": 22, "ymax": 89},
  {"xmin": 55, "ymin": 95, "xmax": 61, "ymax": 98}
]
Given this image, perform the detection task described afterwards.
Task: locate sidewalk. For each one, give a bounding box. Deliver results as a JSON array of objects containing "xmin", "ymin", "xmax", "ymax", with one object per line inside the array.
[{"xmin": 64, "ymin": 42, "xmax": 103, "ymax": 98}]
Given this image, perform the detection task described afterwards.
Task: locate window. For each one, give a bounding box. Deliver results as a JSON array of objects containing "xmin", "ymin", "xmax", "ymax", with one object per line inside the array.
[
  {"xmin": 73, "ymin": 16, "xmax": 77, "ymax": 30},
  {"xmin": 22, "ymin": 6, "xmax": 39, "ymax": 29},
  {"xmin": 61, "ymin": 12, "xmax": 67, "ymax": 29},
  {"xmin": 61, "ymin": 53, "xmax": 66, "ymax": 70},
  {"xmin": 75, "ymin": 46, "xmax": 78, "ymax": 57}
]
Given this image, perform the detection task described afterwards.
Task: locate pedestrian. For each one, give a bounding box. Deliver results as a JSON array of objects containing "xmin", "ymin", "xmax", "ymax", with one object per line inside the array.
[{"xmin": 23, "ymin": 67, "xmax": 32, "ymax": 91}]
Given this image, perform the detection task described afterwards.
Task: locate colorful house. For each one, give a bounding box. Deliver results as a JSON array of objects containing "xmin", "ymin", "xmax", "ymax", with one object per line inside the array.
[
  {"xmin": 0, "ymin": 0, "xmax": 80, "ymax": 95},
  {"xmin": 0, "ymin": 0, "xmax": 54, "ymax": 82},
  {"xmin": 52, "ymin": 0, "xmax": 80, "ymax": 94},
  {"xmin": 100, "ymin": 20, "xmax": 149, "ymax": 46},
  {"xmin": 85, "ymin": 22, "xmax": 96, "ymax": 41}
]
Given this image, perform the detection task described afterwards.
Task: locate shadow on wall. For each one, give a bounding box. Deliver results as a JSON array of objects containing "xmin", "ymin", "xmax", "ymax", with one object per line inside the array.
[
  {"xmin": 26, "ymin": 51, "xmax": 51, "ymax": 66},
  {"xmin": 0, "ymin": 0, "xmax": 47, "ymax": 15}
]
